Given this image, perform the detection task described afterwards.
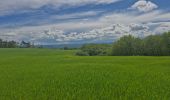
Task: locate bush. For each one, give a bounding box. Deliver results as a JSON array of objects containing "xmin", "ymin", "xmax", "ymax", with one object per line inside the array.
[
  {"xmin": 76, "ymin": 32, "xmax": 170, "ymax": 56},
  {"xmin": 112, "ymin": 35, "xmax": 143, "ymax": 56},
  {"xmin": 75, "ymin": 51, "xmax": 89, "ymax": 56},
  {"xmin": 80, "ymin": 44, "xmax": 111, "ymax": 56}
]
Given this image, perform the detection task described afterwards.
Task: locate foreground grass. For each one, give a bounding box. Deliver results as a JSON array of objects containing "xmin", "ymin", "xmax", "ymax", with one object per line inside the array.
[{"xmin": 0, "ymin": 48, "xmax": 170, "ymax": 100}]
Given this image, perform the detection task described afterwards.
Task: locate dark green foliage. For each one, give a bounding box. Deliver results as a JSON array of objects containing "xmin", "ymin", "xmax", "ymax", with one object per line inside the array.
[
  {"xmin": 20, "ymin": 41, "xmax": 32, "ymax": 48},
  {"xmin": 76, "ymin": 44, "xmax": 111, "ymax": 56},
  {"xmin": 0, "ymin": 39, "xmax": 36, "ymax": 48},
  {"xmin": 75, "ymin": 50, "xmax": 89, "ymax": 56},
  {"xmin": 112, "ymin": 35, "xmax": 143, "ymax": 56},
  {"xmin": 77, "ymin": 32, "xmax": 170, "ymax": 56},
  {"xmin": 0, "ymin": 39, "xmax": 18, "ymax": 48},
  {"xmin": 111, "ymin": 32, "xmax": 170, "ymax": 56},
  {"xmin": 8, "ymin": 41, "xmax": 18, "ymax": 48},
  {"xmin": 63, "ymin": 46, "xmax": 79, "ymax": 50},
  {"xmin": 63, "ymin": 46, "xmax": 69, "ymax": 50},
  {"xmin": 143, "ymin": 35, "xmax": 168, "ymax": 56},
  {"xmin": 161, "ymin": 32, "xmax": 170, "ymax": 55}
]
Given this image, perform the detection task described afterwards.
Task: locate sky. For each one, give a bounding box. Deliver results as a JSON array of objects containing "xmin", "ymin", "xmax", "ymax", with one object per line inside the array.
[{"xmin": 0, "ymin": 0, "xmax": 170, "ymax": 44}]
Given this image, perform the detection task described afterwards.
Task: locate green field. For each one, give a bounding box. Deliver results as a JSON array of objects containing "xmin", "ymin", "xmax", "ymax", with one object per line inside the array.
[{"xmin": 0, "ymin": 49, "xmax": 170, "ymax": 100}]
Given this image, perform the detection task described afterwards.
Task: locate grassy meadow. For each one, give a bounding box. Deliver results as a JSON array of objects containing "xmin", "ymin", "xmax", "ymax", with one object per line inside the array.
[{"xmin": 0, "ymin": 48, "xmax": 170, "ymax": 100}]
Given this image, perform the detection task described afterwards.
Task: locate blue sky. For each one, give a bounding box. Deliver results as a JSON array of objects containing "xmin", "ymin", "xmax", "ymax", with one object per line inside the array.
[{"xmin": 0, "ymin": 0, "xmax": 170, "ymax": 44}]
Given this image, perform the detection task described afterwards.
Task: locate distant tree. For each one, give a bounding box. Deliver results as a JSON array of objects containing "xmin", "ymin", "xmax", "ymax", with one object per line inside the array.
[
  {"xmin": 75, "ymin": 51, "xmax": 89, "ymax": 56},
  {"xmin": 111, "ymin": 32, "xmax": 170, "ymax": 56},
  {"xmin": 0, "ymin": 39, "xmax": 2, "ymax": 48},
  {"xmin": 2, "ymin": 41, "xmax": 8, "ymax": 48},
  {"xmin": 63, "ymin": 46, "xmax": 69, "ymax": 50},
  {"xmin": 112, "ymin": 35, "xmax": 143, "ymax": 56},
  {"xmin": 78, "ymin": 44, "xmax": 111, "ymax": 56},
  {"xmin": 75, "ymin": 32, "xmax": 170, "ymax": 56},
  {"xmin": 20, "ymin": 41, "xmax": 32, "ymax": 48},
  {"xmin": 0, "ymin": 39, "xmax": 36, "ymax": 48},
  {"xmin": 8, "ymin": 41, "xmax": 17, "ymax": 48},
  {"xmin": 161, "ymin": 32, "xmax": 170, "ymax": 55},
  {"xmin": 143, "ymin": 35, "xmax": 168, "ymax": 56}
]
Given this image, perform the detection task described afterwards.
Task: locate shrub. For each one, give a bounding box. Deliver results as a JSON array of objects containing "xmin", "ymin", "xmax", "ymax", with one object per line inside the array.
[
  {"xmin": 75, "ymin": 51, "xmax": 89, "ymax": 56},
  {"xmin": 80, "ymin": 44, "xmax": 111, "ymax": 56}
]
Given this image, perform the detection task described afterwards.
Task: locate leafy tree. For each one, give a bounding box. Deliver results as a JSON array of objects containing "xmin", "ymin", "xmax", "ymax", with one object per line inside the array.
[
  {"xmin": 63, "ymin": 46, "xmax": 69, "ymax": 50},
  {"xmin": 75, "ymin": 51, "xmax": 89, "ymax": 56},
  {"xmin": 143, "ymin": 35, "xmax": 168, "ymax": 56},
  {"xmin": 77, "ymin": 44, "xmax": 111, "ymax": 56},
  {"xmin": 112, "ymin": 35, "xmax": 143, "ymax": 56},
  {"xmin": 77, "ymin": 32, "xmax": 170, "ymax": 56},
  {"xmin": 0, "ymin": 39, "xmax": 2, "ymax": 48},
  {"xmin": 8, "ymin": 41, "xmax": 17, "ymax": 48},
  {"xmin": 20, "ymin": 41, "xmax": 32, "ymax": 48},
  {"xmin": 161, "ymin": 32, "xmax": 170, "ymax": 55},
  {"xmin": 111, "ymin": 32, "xmax": 170, "ymax": 56},
  {"xmin": 0, "ymin": 39, "xmax": 33, "ymax": 48}
]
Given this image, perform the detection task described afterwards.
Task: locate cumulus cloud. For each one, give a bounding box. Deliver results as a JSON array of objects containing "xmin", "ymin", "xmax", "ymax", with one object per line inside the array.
[
  {"xmin": 153, "ymin": 22, "xmax": 170, "ymax": 33},
  {"xmin": 1, "ymin": 9, "xmax": 170, "ymax": 44},
  {"xmin": 131, "ymin": 0, "xmax": 158, "ymax": 12},
  {"xmin": 0, "ymin": 0, "xmax": 169, "ymax": 44},
  {"xmin": 44, "ymin": 23, "xmax": 151, "ymax": 42},
  {"xmin": 0, "ymin": 23, "xmax": 152, "ymax": 43}
]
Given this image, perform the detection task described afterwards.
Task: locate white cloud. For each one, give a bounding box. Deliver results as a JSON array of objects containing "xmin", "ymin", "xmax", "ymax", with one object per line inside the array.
[
  {"xmin": 0, "ymin": 6, "xmax": 170, "ymax": 44},
  {"xmin": 153, "ymin": 22, "xmax": 170, "ymax": 33},
  {"xmin": 99, "ymin": 10, "xmax": 170, "ymax": 25},
  {"xmin": 45, "ymin": 23, "xmax": 151, "ymax": 42},
  {"xmin": 131, "ymin": 0, "xmax": 158, "ymax": 12},
  {"xmin": 0, "ymin": 23, "xmax": 152, "ymax": 43},
  {"xmin": 1, "ymin": 21, "xmax": 169, "ymax": 44},
  {"xmin": 0, "ymin": 0, "xmax": 121, "ymax": 15},
  {"xmin": 51, "ymin": 11, "xmax": 103, "ymax": 20}
]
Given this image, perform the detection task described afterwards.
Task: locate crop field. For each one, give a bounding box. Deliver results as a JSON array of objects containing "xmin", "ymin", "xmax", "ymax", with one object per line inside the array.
[{"xmin": 0, "ymin": 48, "xmax": 170, "ymax": 100}]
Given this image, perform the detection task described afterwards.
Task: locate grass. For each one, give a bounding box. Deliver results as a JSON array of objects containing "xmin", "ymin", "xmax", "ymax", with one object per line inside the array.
[{"xmin": 0, "ymin": 48, "xmax": 170, "ymax": 100}]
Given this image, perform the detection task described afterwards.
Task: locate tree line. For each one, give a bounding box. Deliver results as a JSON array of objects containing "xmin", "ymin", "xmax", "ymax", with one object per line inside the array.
[
  {"xmin": 0, "ymin": 39, "xmax": 34, "ymax": 48},
  {"xmin": 76, "ymin": 32, "xmax": 170, "ymax": 56}
]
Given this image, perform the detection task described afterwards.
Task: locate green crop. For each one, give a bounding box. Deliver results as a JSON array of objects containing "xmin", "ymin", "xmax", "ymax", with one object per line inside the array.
[{"xmin": 0, "ymin": 48, "xmax": 170, "ymax": 100}]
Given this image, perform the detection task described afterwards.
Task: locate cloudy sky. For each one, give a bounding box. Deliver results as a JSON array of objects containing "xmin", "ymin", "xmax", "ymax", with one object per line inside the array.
[{"xmin": 0, "ymin": 0, "xmax": 170, "ymax": 44}]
